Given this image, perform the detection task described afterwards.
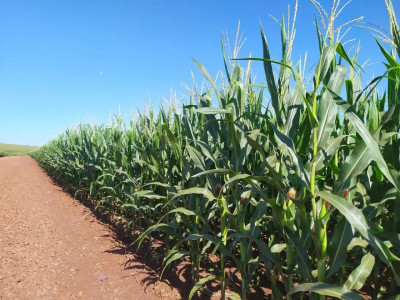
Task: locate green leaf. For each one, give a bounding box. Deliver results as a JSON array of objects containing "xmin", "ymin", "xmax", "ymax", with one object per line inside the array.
[
  {"xmin": 286, "ymin": 229, "xmax": 313, "ymax": 281},
  {"xmin": 334, "ymin": 140, "xmax": 373, "ymax": 194},
  {"xmin": 346, "ymin": 80, "xmax": 354, "ymax": 105},
  {"xmin": 224, "ymin": 173, "xmax": 251, "ymax": 187},
  {"xmin": 187, "ymin": 145, "xmax": 206, "ymax": 171},
  {"xmin": 315, "ymin": 191, "xmax": 395, "ymax": 278},
  {"xmin": 183, "ymin": 234, "xmax": 234, "ymax": 260},
  {"xmin": 161, "ymin": 250, "xmax": 190, "ymax": 278},
  {"xmin": 271, "ymin": 243, "xmax": 286, "ymax": 253},
  {"xmin": 316, "ymin": 65, "xmax": 346, "ymax": 150},
  {"xmin": 166, "ymin": 207, "xmax": 200, "ymax": 217},
  {"xmin": 192, "ymin": 168, "xmax": 233, "ymax": 178},
  {"xmin": 162, "ymin": 124, "xmax": 178, "ymax": 144},
  {"xmin": 377, "ymin": 41, "xmax": 400, "ymax": 78},
  {"xmin": 367, "ymin": 97, "xmax": 379, "ymax": 132},
  {"xmin": 328, "ymin": 218, "xmax": 354, "ymax": 277},
  {"xmin": 379, "ymin": 132, "xmax": 398, "ymax": 146},
  {"xmin": 284, "ymin": 81, "xmax": 305, "ymax": 139},
  {"xmin": 314, "ymin": 135, "xmax": 346, "ymax": 171},
  {"xmin": 336, "ymin": 42, "xmax": 357, "ymax": 70},
  {"xmin": 316, "ymin": 43, "xmax": 338, "ymax": 84},
  {"xmin": 347, "ymin": 237, "xmax": 369, "ymax": 251},
  {"xmin": 269, "ymin": 121, "xmax": 310, "ymax": 188},
  {"xmin": 133, "ymin": 223, "xmax": 171, "ymax": 249},
  {"xmin": 172, "ymin": 187, "xmax": 216, "ymax": 202},
  {"xmin": 260, "ymin": 23, "xmax": 283, "ymax": 127},
  {"xmin": 195, "ymin": 140, "xmax": 218, "ymax": 164},
  {"xmin": 142, "ymin": 181, "xmax": 175, "ymax": 189},
  {"xmin": 194, "ymin": 107, "xmax": 231, "ymax": 115},
  {"xmin": 134, "ymin": 190, "xmax": 167, "ymax": 200},
  {"xmin": 344, "ymin": 252, "xmax": 375, "ymax": 291},
  {"xmin": 288, "ymin": 282, "xmax": 363, "ymax": 300},
  {"xmin": 326, "ymin": 88, "xmax": 400, "ymax": 192},
  {"xmin": 302, "ymin": 92, "xmax": 319, "ymax": 127},
  {"xmin": 98, "ymin": 186, "xmax": 116, "ymax": 194},
  {"xmin": 192, "ymin": 59, "xmax": 221, "ymax": 106},
  {"xmin": 221, "ymin": 35, "xmax": 231, "ymax": 84},
  {"xmin": 189, "ymin": 275, "xmax": 216, "ymax": 300},
  {"xmin": 315, "ymin": 192, "xmax": 369, "ymax": 237}
]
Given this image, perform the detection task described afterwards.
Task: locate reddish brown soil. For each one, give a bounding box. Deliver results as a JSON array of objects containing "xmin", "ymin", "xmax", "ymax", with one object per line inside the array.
[{"xmin": 0, "ymin": 156, "xmax": 182, "ymax": 299}]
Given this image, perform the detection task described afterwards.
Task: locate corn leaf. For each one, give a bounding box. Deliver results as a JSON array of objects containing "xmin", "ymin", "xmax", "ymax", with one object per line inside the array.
[
  {"xmin": 288, "ymin": 282, "xmax": 363, "ymax": 300},
  {"xmin": 316, "ymin": 65, "xmax": 346, "ymax": 150},
  {"xmin": 189, "ymin": 275, "xmax": 216, "ymax": 300},
  {"xmin": 344, "ymin": 252, "xmax": 375, "ymax": 291},
  {"xmin": 326, "ymin": 88, "xmax": 400, "ymax": 192},
  {"xmin": 328, "ymin": 218, "xmax": 354, "ymax": 277}
]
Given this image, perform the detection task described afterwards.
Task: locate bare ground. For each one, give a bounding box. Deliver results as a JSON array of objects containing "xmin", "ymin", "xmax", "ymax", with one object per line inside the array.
[{"xmin": 0, "ymin": 156, "xmax": 182, "ymax": 300}]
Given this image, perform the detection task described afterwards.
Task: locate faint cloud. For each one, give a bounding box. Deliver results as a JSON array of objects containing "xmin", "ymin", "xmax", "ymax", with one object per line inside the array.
[{"xmin": 99, "ymin": 71, "xmax": 104, "ymax": 76}]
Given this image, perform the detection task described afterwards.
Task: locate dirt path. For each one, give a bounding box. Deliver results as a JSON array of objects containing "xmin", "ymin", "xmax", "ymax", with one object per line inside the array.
[{"xmin": 0, "ymin": 156, "xmax": 181, "ymax": 300}]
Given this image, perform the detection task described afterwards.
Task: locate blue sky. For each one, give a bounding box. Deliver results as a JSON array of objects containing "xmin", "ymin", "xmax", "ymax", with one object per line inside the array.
[{"xmin": 0, "ymin": 0, "xmax": 397, "ymax": 146}]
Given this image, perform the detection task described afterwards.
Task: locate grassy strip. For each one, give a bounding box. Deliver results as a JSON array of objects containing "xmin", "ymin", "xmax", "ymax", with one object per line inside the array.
[{"xmin": 0, "ymin": 143, "xmax": 40, "ymax": 157}]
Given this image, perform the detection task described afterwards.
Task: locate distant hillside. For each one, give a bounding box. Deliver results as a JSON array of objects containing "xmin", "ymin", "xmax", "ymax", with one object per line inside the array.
[{"xmin": 0, "ymin": 143, "xmax": 40, "ymax": 157}]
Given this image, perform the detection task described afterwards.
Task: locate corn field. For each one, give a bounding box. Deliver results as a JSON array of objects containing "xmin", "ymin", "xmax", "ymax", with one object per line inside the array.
[{"xmin": 32, "ymin": 1, "xmax": 400, "ymax": 299}]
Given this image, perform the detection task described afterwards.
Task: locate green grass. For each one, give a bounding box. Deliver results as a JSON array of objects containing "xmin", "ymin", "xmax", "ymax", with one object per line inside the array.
[{"xmin": 0, "ymin": 143, "xmax": 40, "ymax": 157}]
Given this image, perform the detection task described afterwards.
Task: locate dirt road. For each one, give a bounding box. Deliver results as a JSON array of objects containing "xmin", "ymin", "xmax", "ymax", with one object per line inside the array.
[{"xmin": 0, "ymin": 156, "xmax": 181, "ymax": 299}]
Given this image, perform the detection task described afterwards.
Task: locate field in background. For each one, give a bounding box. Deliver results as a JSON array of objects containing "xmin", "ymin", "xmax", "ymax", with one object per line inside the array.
[{"xmin": 0, "ymin": 143, "xmax": 40, "ymax": 157}]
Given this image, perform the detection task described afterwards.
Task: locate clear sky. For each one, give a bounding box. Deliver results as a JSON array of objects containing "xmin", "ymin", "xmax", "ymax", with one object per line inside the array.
[{"xmin": 0, "ymin": 0, "xmax": 397, "ymax": 146}]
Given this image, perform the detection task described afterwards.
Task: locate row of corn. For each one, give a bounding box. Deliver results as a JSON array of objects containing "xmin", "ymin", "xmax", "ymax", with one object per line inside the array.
[{"xmin": 32, "ymin": 1, "xmax": 400, "ymax": 299}]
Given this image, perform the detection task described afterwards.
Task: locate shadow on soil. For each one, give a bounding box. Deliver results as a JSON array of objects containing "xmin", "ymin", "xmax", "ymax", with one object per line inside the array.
[{"xmin": 39, "ymin": 166, "xmax": 274, "ymax": 299}]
